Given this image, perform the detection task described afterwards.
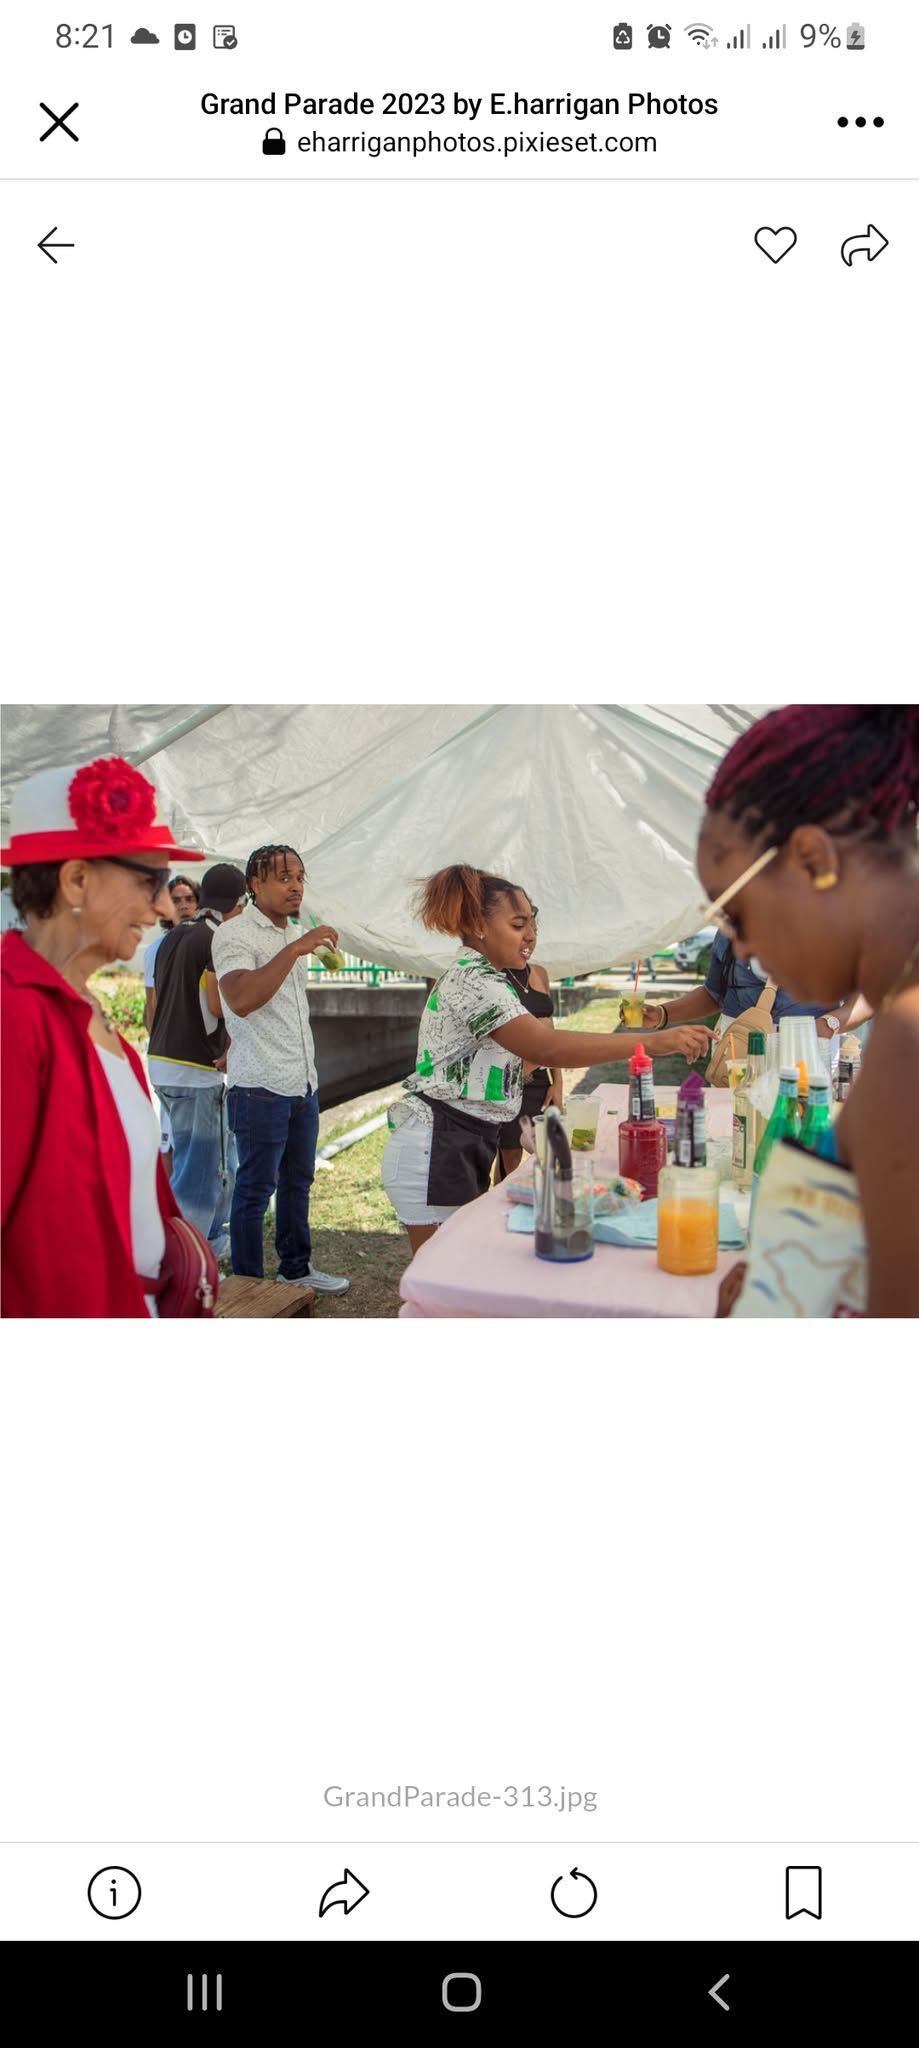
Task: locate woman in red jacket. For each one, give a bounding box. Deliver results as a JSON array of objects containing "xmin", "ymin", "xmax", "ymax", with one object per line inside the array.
[{"xmin": 1, "ymin": 755, "xmax": 205, "ymax": 1317}]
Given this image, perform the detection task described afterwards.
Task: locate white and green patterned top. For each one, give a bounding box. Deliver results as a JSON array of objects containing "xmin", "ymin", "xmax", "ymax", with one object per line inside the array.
[{"xmin": 391, "ymin": 951, "xmax": 527, "ymax": 1129}]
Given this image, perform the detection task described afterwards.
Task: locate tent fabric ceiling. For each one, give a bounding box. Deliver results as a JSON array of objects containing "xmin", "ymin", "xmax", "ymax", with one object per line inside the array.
[{"xmin": 0, "ymin": 702, "xmax": 762, "ymax": 975}]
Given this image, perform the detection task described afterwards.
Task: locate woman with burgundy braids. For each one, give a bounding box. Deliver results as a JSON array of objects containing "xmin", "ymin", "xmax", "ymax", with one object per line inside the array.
[{"xmin": 695, "ymin": 703, "xmax": 919, "ymax": 1318}]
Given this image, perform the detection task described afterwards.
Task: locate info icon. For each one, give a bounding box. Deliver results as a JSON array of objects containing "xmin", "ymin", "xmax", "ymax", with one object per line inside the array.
[
  {"xmin": 613, "ymin": 22, "xmax": 633, "ymax": 47},
  {"xmin": 175, "ymin": 23, "xmax": 196, "ymax": 49}
]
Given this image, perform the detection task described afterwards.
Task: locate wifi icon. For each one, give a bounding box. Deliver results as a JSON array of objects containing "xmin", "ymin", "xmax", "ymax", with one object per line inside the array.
[{"xmin": 685, "ymin": 21, "xmax": 715, "ymax": 43}]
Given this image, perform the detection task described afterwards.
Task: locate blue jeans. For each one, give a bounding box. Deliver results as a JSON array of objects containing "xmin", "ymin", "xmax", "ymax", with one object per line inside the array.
[
  {"xmin": 227, "ymin": 1086, "xmax": 319, "ymax": 1279},
  {"xmin": 155, "ymin": 1083, "xmax": 235, "ymax": 1252}
]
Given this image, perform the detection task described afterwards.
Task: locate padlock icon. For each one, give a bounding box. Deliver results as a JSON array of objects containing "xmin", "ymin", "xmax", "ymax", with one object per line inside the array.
[
  {"xmin": 613, "ymin": 22, "xmax": 633, "ymax": 48},
  {"xmin": 262, "ymin": 126, "xmax": 286, "ymax": 156}
]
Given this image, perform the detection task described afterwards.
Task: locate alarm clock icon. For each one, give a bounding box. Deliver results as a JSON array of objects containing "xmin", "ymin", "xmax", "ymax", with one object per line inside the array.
[{"xmin": 175, "ymin": 23, "xmax": 196, "ymax": 49}]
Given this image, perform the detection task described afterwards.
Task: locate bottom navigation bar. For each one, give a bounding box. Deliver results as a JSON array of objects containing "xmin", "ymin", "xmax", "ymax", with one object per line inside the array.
[{"xmin": 0, "ymin": 1941, "xmax": 912, "ymax": 2026}]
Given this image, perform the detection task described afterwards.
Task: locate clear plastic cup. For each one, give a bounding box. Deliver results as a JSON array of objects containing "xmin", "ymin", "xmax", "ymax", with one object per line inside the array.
[
  {"xmin": 563, "ymin": 1098, "xmax": 601, "ymax": 1153},
  {"xmin": 621, "ymin": 994, "xmax": 645, "ymax": 1029},
  {"xmin": 705, "ymin": 1135, "xmax": 734, "ymax": 1185},
  {"xmin": 778, "ymin": 1014, "xmax": 828, "ymax": 1086}
]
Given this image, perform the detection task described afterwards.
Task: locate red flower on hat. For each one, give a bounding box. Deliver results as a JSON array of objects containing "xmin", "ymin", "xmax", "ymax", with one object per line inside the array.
[{"xmin": 68, "ymin": 756, "xmax": 158, "ymax": 841}]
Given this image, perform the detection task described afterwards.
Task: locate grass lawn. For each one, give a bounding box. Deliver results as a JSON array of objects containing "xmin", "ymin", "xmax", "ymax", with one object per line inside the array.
[{"xmin": 564, "ymin": 995, "xmax": 716, "ymax": 1090}]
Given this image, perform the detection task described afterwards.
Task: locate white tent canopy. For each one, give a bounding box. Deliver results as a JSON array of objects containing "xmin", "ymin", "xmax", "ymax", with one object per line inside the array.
[{"xmin": 1, "ymin": 703, "xmax": 763, "ymax": 975}]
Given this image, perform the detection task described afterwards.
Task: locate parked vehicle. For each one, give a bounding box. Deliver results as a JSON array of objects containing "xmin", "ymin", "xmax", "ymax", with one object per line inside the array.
[{"xmin": 673, "ymin": 925, "xmax": 717, "ymax": 975}]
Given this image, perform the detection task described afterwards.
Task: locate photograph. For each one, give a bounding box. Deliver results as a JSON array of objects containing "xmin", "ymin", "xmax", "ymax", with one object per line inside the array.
[{"xmin": 3, "ymin": 699, "xmax": 916, "ymax": 1322}]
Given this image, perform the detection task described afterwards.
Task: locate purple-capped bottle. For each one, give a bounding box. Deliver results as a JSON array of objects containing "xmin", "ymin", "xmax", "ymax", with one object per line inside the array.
[{"xmin": 674, "ymin": 1070, "xmax": 707, "ymax": 1168}]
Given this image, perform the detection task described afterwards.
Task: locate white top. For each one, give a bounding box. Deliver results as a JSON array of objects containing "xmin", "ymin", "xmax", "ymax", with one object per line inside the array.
[
  {"xmin": 391, "ymin": 949, "xmax": 526, "ymax": 1131},
  {"xmin": 211, "ymin": 900, "xmax": 318, "ymax": 1097},
  {"xmin": 143, "ymin": 931, "xmax": 168, "ymax": 988},
  {"xmin": 94, "ymin": 1044, "xmax": 166, "ymax": 1313}
]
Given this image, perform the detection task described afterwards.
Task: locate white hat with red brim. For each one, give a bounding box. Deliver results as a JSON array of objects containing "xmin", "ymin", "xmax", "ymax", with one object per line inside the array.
[{"xmin": 1, "ymin": 757, "xmax": 205, "ymax": 865}]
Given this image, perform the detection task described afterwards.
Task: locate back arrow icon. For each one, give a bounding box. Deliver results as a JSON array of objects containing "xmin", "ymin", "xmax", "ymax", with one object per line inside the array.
[
  {"xmin": 38, "ymin": 228, "xmax": 75, "ymax": 264},
  {"xmin": 708, "ymin": 1972, "xmax": 730, "ymax": 2012},
  {"xmin": 318, "ymin": 1868, "xmax": 369, "ymax": 1917},
  {"xmin": 841, "ymin": 224, "xmax": 888, "ymax": 265}
]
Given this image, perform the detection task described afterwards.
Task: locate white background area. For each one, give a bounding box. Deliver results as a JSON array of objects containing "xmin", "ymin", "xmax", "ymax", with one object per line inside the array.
[{"xmin": 1, "ymin": 1, "xmax": 916, "ymax": 1948}]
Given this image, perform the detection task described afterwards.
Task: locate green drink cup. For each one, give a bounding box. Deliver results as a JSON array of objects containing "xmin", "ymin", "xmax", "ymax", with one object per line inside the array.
[{"xmin": 564, "ymin": 1098, "xmax": 600, "ymax": 1153}]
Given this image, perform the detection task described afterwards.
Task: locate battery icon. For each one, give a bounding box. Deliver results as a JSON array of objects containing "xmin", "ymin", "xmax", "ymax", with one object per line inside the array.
[{"xmin": 846, "ymin": 23, "xmax": 865, "ymax": 48}]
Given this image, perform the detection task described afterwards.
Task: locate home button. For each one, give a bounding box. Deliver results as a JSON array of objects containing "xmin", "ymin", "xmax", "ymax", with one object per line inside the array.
[{"xmin": 442, "ymin": 1972, "xmax": 482, "ymax": 2013}]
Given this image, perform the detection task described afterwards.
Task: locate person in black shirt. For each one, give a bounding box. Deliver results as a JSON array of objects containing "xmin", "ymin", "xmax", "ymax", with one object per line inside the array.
[{"xmin": 148, "ymin": 863, "xmax": 246, "ymax": 1257}]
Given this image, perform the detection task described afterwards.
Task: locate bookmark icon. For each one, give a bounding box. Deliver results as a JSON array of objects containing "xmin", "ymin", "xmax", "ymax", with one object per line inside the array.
[{"xmin": 786, "ymin": 1864, "xmax": 823, "ymax": 1919}]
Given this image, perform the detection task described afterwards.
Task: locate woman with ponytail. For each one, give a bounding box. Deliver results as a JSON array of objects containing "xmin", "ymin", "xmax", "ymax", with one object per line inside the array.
[
  {"xmin": 381, "ymin": 864, "xmax": 713, "ymax": 1253},
  {"xmin": 695, "ymin": 703, "xmax": 919, "ymax": 1318}
]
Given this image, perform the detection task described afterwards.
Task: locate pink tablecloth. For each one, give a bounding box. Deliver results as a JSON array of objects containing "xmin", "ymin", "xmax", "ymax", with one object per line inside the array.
[{"xmin": 398, "ymin": 1083, "xmax": 740, "ymax": 1320}]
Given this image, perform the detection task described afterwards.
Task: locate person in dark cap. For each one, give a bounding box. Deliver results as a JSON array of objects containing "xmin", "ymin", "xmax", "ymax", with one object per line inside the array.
[{"xmin": 148, "ymin": 862, "xmax": 247, "ymax": 1258}]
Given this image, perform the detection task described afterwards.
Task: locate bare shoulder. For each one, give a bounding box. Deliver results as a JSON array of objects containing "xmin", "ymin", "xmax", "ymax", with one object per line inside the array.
[
  {"xmin": 530, "ymin": 960, "xmax": 551, "ymax": 992},
  {"xmin": 845, "ymin": 992, "xmax": 919, "ymax": 1143}
]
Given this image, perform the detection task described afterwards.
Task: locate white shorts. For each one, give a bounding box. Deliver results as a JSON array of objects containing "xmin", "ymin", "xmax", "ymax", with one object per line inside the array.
[{"xmin": 381, "ymin": 1116, "xmax": 458, "ymax": 1227}]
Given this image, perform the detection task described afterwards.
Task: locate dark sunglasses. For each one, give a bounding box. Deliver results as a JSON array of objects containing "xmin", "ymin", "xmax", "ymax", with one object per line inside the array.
[{"xmin": 103, "ymin": 856, "xmax": 172, "ymax": 899}]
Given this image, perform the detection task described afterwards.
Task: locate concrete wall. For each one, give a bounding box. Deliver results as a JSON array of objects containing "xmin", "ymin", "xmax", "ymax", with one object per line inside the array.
[
  {"xmin": 309, "ymin": 982, "xmax": 428, "ymax": 1109},
  {"xmin": 308, "ymin": 980, "xmax": 604, "ymax": 1107}
]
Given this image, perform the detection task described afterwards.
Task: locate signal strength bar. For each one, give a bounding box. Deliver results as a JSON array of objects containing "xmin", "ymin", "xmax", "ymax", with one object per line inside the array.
[
  {"xmin": 763, "ymin": 24, "xmax": 787, "ymax": 47},
  {"xmin": 726, "ymin": 24, "xmax": 752, "ymax": 46}
]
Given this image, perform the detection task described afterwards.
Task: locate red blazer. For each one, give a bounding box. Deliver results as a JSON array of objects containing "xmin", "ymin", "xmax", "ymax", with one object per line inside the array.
[{"xmin": 1, "ymin": 931, "xmax": 180, "ymax": 1318}]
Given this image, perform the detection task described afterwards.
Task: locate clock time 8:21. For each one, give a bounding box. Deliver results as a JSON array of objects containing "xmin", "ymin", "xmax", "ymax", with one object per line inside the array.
[{"xmin": 56, "ymin": 24, "xmax": 113, "ymax": 46}]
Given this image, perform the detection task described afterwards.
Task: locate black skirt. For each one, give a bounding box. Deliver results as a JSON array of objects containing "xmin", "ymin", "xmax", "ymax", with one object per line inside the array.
[
  {"xmin": 495, "ymin": 1069, "xmax": 551, "ymax": 1151},
  {"xmin": 413, "ymin": 1093, "xmax": 505, "ymax": 1209}
]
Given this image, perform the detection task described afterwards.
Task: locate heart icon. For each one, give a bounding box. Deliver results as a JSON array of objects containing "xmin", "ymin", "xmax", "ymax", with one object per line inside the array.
[{"xmin": 755, "ymin": 226, "xmax": 798, "ymax": 263}]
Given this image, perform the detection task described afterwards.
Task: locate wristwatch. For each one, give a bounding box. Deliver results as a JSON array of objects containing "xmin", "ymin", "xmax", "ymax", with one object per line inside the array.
[{"xmin": 822, "ymin": 1014, "xmax": 841, "ymax": 1032}]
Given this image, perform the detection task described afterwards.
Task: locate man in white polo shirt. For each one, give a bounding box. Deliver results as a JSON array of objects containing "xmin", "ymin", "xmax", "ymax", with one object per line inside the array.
[{"xmin": 211, "ymin": 844, "xmax": 349, "ymax": 1295}]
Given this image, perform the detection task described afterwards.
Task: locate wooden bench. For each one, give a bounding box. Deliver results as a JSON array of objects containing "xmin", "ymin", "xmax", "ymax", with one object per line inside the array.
[{"xmin": 215, "ymin": 1275, "xmax": 316, "ymax": 1318}]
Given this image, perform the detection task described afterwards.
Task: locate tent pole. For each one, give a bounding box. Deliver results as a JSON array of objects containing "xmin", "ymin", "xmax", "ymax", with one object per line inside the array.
[{"xmin": 127, "ymin": 704, "xmax": 229, "ymax": 766}]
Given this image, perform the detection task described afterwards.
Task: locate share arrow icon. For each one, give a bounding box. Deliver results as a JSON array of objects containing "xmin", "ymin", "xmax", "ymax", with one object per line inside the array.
[
  {"xmin": 38, "ymin": 228, "xmax": 75, "ymax": 264},
  {"xmin": 318, "ymin": 1868, "xmax": 370, "ymax": 1917},
  {"xmin": 841, "ymin": 224, "xmax": 889, "ymax": 265}
]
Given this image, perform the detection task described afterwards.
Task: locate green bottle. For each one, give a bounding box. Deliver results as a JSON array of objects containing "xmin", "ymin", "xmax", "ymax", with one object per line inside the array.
[
  {"xmin": 751, "ymin": 1065, "xmax": 801, "ymax": 1217},
  {"xmin": 800, "ymin": 1074, "xmax": 833, "ymax": 1150}
]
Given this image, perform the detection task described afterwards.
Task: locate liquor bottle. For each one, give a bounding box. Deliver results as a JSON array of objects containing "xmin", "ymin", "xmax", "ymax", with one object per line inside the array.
[{"xmin": 731, "ymin": 1029, "xmax": 766, "ymax": 1189}]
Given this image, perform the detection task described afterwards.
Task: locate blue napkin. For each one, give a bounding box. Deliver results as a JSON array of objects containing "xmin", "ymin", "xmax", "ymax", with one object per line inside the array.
[{"xmin": 507, "ymin": 1196, "xmax": 746, "ymax": 1250}]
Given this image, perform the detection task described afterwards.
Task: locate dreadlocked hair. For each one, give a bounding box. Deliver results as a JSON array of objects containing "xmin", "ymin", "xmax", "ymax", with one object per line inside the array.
[
  {"xmin": 245, "ymin": 844, "xmax": 304, "ymax": 898},
  {"xmin": 413, "ymin": 864, "xmax": 527, "ymax": 938},
  {"xmin": 706, "ymin": 704, "xmax": 919, "ymax": 845}
]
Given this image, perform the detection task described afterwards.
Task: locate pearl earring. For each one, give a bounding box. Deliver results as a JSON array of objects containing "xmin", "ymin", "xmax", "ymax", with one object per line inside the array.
[
  {"xmin": 813, "ymin": 873, "xmax": 838, "ymax": 892},
  {"xmin": 71, "ymin": 905, "xmax": 82, "ymax": 916}
]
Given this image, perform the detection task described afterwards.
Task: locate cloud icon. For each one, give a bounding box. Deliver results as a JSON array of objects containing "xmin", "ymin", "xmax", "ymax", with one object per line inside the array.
[{"xmin": 131, "ymin": 26, "xmax": 160, "ymax": 41}]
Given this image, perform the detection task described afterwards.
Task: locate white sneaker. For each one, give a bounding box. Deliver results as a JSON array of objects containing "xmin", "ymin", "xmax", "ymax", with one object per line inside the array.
[{"xmin": 275, "ymin": 1267, "xmax": 350, "ymax": 1295}]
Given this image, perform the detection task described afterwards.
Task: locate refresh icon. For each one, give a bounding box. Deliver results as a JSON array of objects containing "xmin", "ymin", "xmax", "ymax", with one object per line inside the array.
[{"xmin": 550, "ymin": 1867, "xmax": 598, "ymax": 1918}]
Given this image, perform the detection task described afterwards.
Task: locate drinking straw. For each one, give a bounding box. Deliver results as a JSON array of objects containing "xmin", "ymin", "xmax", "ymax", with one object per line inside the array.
[{"xmin": 633, "ymin": 959, "xmax": 641, "ymax": 994}]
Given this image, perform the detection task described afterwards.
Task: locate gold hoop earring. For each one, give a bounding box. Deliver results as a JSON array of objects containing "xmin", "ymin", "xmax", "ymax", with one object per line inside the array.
[{"xmin": 813, "ymin": 873, "xmax": 838, "ymax": 891}]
